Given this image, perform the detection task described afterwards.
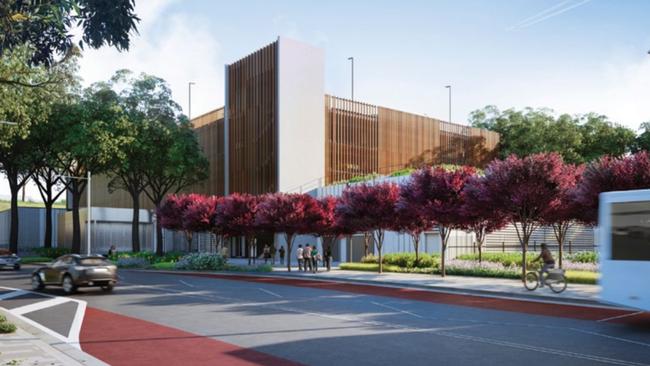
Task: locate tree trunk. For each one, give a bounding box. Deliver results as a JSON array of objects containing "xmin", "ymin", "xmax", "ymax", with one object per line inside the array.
[
  {"xmin": 521, "ymin": 243, "xmax": 527, "ymax": 282},
  {"xmin": 156, "ymin": 220, "xmax": 164, "ymax": 256},
  {"xmin": 130, "ymin": 191, "xmax": 141, "ymax": 252},
  {"xmin": 71, "ymin": 184, "xmax": 82, "ymax": 254},
  {"xmin": 8, "ymin": 176, "xmax": 19, "ymax": 254},
  {"xmin": 440, "ymin": 227, "xmax": 449, "ymax": 277},
  {"xmin": 44, "ymin": 203, "xmax": 53, "ymax": 248},
  {"xmin": 363, "ymin": 232, "xmax": 371, "ymax": 257},
  {"xmin": 558, "ymin": 234, "xmax": 563, "ymax": 269},
  {"xmin": 478, "ymin": 243, "xmax": 483, "ymax": 263},
  {"xmin": 285, "ymin": 233, "xmax": 294, "ymax": 272},
  {"xmin": 186, "ymin": 232, "xmax": 193, "ymax": 252},
  {"xmin": 375, "ymin": 230, "xmax": 385, "ymax": 274},
  {"xmin": 412, "ymin": 234, "xmax": 420, "ymax": 265}
]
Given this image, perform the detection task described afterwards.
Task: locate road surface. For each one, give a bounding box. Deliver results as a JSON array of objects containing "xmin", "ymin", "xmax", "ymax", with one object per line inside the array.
[{"xmin": 1, "ymin": 266, "xmax": 649, "ymax": 366}]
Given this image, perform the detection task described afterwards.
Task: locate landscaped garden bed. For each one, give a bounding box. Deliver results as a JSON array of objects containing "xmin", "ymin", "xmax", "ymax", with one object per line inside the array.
[
  {"xmin": 341, "ymin": 251, "xmax": 599, "ymax": 284},
  {"xmin": 109, "ymin": 251, "xmax": 272, "ymax": 273}
]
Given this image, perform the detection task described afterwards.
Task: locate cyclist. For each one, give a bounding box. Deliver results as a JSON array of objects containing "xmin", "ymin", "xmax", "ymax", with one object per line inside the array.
[{"xmin": 532, "ymin": 243, "xmax": 555, "ymax": 287}]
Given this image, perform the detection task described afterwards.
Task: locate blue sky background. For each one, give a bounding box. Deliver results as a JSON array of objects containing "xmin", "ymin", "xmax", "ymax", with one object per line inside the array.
[{"xmin": 2, "ymin": 0, "xmax": 650, "ymax": 200}]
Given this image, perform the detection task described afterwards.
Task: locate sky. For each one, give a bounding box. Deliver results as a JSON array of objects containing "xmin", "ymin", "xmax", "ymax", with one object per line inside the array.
[{"xmin": 2, "ymin": 0, "xmax": 650, "ymax": 200}]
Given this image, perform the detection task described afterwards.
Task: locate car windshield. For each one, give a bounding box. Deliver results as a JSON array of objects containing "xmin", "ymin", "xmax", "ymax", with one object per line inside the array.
[{"xmin": 79, "ymin": 258, "xmax": 110, "ymax": 266}]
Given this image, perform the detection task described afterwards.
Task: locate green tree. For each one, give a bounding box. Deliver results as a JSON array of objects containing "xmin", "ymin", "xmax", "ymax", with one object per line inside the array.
[
  {"xmin": 576, "ymin": 113, "xmax": 636, "ymax": 162},
  {"xmin": 108, "ymin": 71, "xmax": 185, "ymax": 253},
  {"xmin": 57, "ymin": 85, "xmax": 129, "ymax": 253},
  {"xmin": 634, "ymin": 122, "xmax": 650, "ymax": 152},
  {"xmin": 0, "ymin": 45, "xmax": 73, "ymax": 253},
  {"xmin": 143, "ymin": 119, "xmax": 208, "ymax": 256},
  {"xmin": 470, "ymin": 106, "xmax": 635, "ymax": 163},
  {"xmin": 0, "ymin": 0, "xmax": 139, "ymax": 67}
]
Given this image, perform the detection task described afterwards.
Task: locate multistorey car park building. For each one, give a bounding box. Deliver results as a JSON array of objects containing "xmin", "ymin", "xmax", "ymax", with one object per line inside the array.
[{"xmin": 49, "ymin": 37, "xmax": 592, "ymax": 259}]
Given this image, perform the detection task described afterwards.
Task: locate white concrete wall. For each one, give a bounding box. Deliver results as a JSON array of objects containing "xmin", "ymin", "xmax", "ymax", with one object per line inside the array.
[{"xmin": 276, "ymin": 37, "xmax": 325, "ymax": 193}]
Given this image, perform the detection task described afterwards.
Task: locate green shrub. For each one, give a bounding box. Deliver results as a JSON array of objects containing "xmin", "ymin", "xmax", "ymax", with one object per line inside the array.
[
  {"xmin": 150, "ymin": 261, "xmax": 176, "ymax": 270},
  {"xmin": 116, "ymin": 257, "xmax": 150, "ymax": 268},
  {"xmin": 361, "ymin": 252, "xmax": 440, "ymax": 269},
  {"xmin": 340, "ymin": 262, "xmax": 435, "ymax": 274},
  {"xmin": 456, "ymin": 252, "xmax": 536, "ymax": 267},
  {"xmin": 0, "ymin": 315, "xmax": 6, "ymax": 322},
  {"xmin": 175, "ymin": 253, "xmax": 226, "ymax": 271},
  {"xmin": 566, "ymin": 270, "xmax": 599, "ymax": 284},
  {"xmin": 389, "ymin": 168, "xmax": 415, "ymax": 177},
  {"xmin": 0, "ymin": 321, "xmax": 16, "ymax": 334},
  {"xmin": 30, "ymin": 247, "xmax": 72, "ymax": 258},
  {"xmin": 566, "ymin": 251, "xmax": 598, "ymax": 263}
]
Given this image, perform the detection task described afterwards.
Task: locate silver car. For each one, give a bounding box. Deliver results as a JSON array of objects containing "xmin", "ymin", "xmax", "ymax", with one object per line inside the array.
[{"xmin": 32, "ymin": 254, "xmax": 118, "ymax": 294}]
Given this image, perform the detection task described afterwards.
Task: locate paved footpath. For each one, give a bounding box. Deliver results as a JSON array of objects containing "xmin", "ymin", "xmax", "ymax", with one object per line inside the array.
[{"xmin": 268, "ymin": 267, "xmax": 600, "ymax": 305}]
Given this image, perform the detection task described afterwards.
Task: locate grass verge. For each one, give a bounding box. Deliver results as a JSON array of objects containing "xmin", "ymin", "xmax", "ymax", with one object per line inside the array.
[{"xmin": 19, "ymin": 256, "xmax": 52, "ymax": 264}]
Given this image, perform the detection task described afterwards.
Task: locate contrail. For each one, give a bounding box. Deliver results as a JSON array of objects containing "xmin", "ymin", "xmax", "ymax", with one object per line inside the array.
[{"xmin": 508, "ymin": 0, "xmax": 592, "ymax": 30}]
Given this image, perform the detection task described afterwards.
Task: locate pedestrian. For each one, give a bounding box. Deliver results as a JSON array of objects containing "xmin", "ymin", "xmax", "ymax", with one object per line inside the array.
[
  {"xmin": 303, "ymin": 244, "xmax": 312, "ymax": 272},
  {"xmin": 324, "ymin": 245, "xmax": 332, "ymax": 271},
  {"xmin": 263, "ymin": 244, "xmax": 271, "ymax": 264},
  {"xmin": 296, "ymin": 245, "xmax": 304, "ymax": 271},
  {"xmin": 311, "ymin": 246, "xmax": 319, "ymax": 273},
  {"xmin": 279, "ymin": 246, "xmax": 286, "ymax": 265}
]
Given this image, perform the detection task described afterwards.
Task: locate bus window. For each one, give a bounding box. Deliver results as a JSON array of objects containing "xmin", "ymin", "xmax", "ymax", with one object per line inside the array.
[{"xmin": 611, "ymin": 201, "xmax": 650, "ymax": 261}]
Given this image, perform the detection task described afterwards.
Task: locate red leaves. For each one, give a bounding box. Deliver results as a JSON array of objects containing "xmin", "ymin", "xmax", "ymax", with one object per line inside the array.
[
  {"xmin": 215, "ymin": 193, "xmax": 259, "ymax": 237},
  {"xmin": 336, "ymin": 182, "xmax": 400, "ymax": 233},
  {"xmin": 255, "ymin": 192, "xmax": 324, "ymax": 236},
  {"xmin": 407, "ymin": 165, "xmax": 476, "ymax": 230},
  {"xmin": 575, "ymin": 151, "xmax": 650, "ymax": 224}
]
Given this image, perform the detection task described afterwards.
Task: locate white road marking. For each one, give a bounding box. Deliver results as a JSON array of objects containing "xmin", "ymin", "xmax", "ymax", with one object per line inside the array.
[
  {"xmin": 597, "ymin": 311, "xmax": 645, "ymax": 323},
  {"xmin": 179, "ymin": 280, "xmax": 195, "ymax": 288},
  {"xmin": 258, "ymin": 288, "xmax": 283, "ymax": 298},
  {"xmin": 371, "ymin": 301, "xmax": 423, "ymax": 318},
  {"xmin": 0, "ymin": 286, "xmax": 87, "ymax": 350},
  {"xmin": 12, "ymin": 296, "xmax": 70, "ymax": 315}
]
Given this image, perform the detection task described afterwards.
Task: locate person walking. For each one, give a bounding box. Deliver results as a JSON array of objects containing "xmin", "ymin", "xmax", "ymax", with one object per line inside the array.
[
  {"xmin": 303, "ymin": 244, "xmax": 312, "ymax": 272},
  {"xmin": 263, "ymin": 244, "xmax": 271, "ymax": 264},
  {"xmin": 324, "ymin": 246, "xmax": 332, "ymax": 271},
  {"xmin": 279, "ymin": 246, "xmax": 286, "ymax": 265},
  {"xmin": 311, "ymin": 246, "xmax": 319, "ymax": 273},
  {"xmin": 296, "ymin": 245, "xmax": 304, "ymax": 271}
]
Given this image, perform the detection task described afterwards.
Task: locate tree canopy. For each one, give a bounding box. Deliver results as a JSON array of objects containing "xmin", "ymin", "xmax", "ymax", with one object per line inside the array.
[{"xmin": 469, "ymin": 106, "xmax": 637, "ymax": 164}]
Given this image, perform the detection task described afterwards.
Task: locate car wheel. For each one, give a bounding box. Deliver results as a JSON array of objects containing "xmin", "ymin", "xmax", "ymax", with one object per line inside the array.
[
  {"xmin": 101, "ymin": 284, "xmax": 114, "ymax": 292},
  {"xmin": 31, "ymin": 273, "xmax": 44, "ymax": 291},
  {"xmin": 62, "ymin": 274, "xmax": 77, "ymax": 295},
  {"xmin": 14, "ymin": 264, "xmax": 20, "ymax": 271}
]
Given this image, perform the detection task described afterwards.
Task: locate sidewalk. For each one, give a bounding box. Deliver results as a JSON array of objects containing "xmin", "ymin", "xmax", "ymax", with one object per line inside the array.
[{"xmin": 0, "ymin": 309, "xmax": 107, "ymax": 366}]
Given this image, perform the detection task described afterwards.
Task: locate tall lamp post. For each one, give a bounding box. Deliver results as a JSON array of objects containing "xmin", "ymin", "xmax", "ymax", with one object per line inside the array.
[
  {"xmin": 58, "ymin": 172, "xmax": 92, "ymax": 255},
  {"xmin": 188, "ymin": 81, "xmax": 196, "ymax": 120},
  {"xmin": 347, "ymin": 57, "xmax": 354, "ymax": 101},
  {"xmin": 444, "ymin": 85, "xmax": 451, "ymax": 124}
]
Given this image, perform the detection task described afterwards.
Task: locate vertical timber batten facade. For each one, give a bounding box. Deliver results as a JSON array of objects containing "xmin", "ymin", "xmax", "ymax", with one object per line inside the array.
[
  {"xmin": 324, "ymin": 95, "xmax": 499, "ymax": 184},
  {"xmin": 226, "ymin": 41, "xmax": 278, "ymax": 195}
]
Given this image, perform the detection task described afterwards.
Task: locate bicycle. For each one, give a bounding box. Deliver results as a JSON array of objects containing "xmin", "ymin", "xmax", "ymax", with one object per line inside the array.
[{"xmin": 524, "ymin": 265, "xmax": 567, "ymax": 293}]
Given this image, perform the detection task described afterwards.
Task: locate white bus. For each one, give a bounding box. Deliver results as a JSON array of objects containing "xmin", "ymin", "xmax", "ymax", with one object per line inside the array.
[{"xmin": 599, "ymin": 189, "xmax": 650, "ymax": 311}]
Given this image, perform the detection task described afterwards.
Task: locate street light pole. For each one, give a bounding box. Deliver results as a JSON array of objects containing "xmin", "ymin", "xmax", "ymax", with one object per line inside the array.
[
  {"xmin": 347, "ymin": 57, "xmax": 354, "ymax": 101},
  {"xmin": 188, "ymin": 82, "xmax": 196, "ymax": 120},
  {"xmin": 445, "ymin": 85, "xmax": 451, "ymax": 124}
]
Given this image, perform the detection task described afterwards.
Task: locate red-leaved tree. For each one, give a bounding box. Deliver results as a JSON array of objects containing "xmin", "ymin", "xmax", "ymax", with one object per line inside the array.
[
  {"xmin": 539, "ymin": 164, "xmax": 584, "ymax": 268},
  {"xmin": 315, "ymin": 196, "xmax": 356, "ymax": 260},
  {"xmin": 256, "ymin": 192, "xmax": 324, "ymax": 272},
  {"xmin": 158, "ymin": 193, "xmax": 202, "ymax": 252},
  {"xmin": 575, "ymin": 152, "xmax": 650, "ymax": 225},
  {"xmin": 337, "ymin": 183, "xmax": 400, "ymax": 273},
  {"xmin": 394, "ymin": 177, "xmax": 433, "ymax": 264},
  {"xmin": 479, "ymin": 153, "xmax": 575, "ymax": 280},
  {"xmin": 183, "ymin": 195, "xmax": 223, "ymax": 253},
  {"xmin": 461, "ymin": 176, "xmax": 507, "ymax": 263},
  {"xmin": 215, "ymin": 193, "xmax": 259, "ymax": 264},
  {"xmin": 409, "ymin": 166, "xmax": 475, "ymax": 277}
]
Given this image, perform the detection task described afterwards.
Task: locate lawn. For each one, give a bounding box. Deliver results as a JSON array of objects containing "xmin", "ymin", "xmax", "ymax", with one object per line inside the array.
[{"xmin": 0, "ymin": 199, "xmax": 66, "ymax": 212}]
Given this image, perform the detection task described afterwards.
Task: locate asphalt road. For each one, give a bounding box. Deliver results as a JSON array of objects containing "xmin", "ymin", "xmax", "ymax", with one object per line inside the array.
[{"xmin": 2, "ymin": 265, "xmax": 650, "ymax": 366}]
